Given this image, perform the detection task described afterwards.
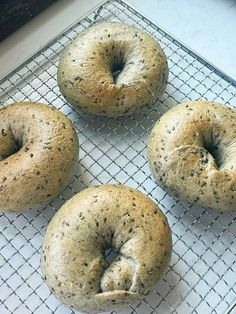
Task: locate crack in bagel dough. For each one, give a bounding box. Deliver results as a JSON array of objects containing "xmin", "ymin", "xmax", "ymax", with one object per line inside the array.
[
  {"xmin": 57, "ymin": 22, "xmax": 169, "ymax": 117},
  {"xmin": 0, "ymin": 102, "xmax": 79, "ymax": 212},
  {"xmin": 148, "ymin": 100, "xmax": 236, "ymax": 212},
  {"xmin": 41, "ymin": 185, "xmax": 172, "ymax": 313}
]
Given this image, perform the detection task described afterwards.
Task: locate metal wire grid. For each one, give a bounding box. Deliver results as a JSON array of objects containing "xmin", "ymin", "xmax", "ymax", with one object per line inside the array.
[{"xmin": 0, "ymin": 0, "xmax": 235, "ymax": 313}]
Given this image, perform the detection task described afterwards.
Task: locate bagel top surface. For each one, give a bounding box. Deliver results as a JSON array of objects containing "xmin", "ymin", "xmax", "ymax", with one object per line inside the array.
[
  {"xmin": 148, "ymin": 100, "xmax": 236, "ymax": 212},
  {"xmin": 57, "ymin": 21, "xmax": 168, "ymax": 117},
  {"xmin": 41, "ymin": 184, "xmax": 172, "ymax": 313},
  {"xmin": 0, "ymin": 102, "xmax": 79, "ymax": 212}
]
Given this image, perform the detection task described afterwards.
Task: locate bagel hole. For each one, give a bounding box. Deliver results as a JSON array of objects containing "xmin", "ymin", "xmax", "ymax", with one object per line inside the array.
[
  {"xmin": 204, "ymin": 143, "xmax": 222, "ymax": 168},
  {"xmin": 112, "ymin": 63, "xmax": 124, "ymax": 84},
  {"xmin": 104, "ymin": 247, "xmax": 119, "ymax": 266},
  {"xmin": 15, "ymin": 139, "xmax": 23, "ymax": 151},
  {"xmin": 11, "ymin": 138, "xmax": 23, "ymax": 156},
  {"xmin": 0, "ymin": 135, "xmax": 23, "ymax": 160}
]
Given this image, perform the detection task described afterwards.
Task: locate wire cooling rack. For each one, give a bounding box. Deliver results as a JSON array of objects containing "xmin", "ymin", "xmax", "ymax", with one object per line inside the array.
[{"xmin": 0, "ymin": 1, "xmax": 236, "ymax": 313}]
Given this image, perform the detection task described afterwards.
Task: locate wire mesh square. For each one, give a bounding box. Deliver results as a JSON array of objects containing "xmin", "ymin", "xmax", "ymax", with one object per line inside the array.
[{"xmin": 0, "ymin": 0, "xmax": 236, "ymax": 313}]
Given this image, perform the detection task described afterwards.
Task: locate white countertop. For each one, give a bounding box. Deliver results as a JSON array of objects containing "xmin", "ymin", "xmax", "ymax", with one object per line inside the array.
[{"xmin": 0, "ymin": 0, "xmax": 236, "ymax": 81}]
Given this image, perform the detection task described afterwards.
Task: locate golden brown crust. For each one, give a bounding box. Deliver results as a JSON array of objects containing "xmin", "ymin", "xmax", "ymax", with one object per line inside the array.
[
  {"xmin": 57, "ymin": 22, "xmax": 168, "ymax": 117},
  {"xmin": 0, "ymin": 102, "xmax": 79, "ymax": 212},
  {"xmin": 41, "ymin": 184, "xmax": 172, "ymax": 313},
  {"xmin": 148, "ymin": 100, "xmax": 236, "ymax": 212}
]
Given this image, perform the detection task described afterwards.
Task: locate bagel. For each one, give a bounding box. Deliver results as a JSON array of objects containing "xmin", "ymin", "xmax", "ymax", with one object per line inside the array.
[
  {"xmin": 41, "ymin": 184, "xmax": 172, "ymax": 313},
  {"xmin": 148, "ymin": 100, "xmax": 236, "ymax": 212},
  {"xmin": 0, "ymin": 102, "xmax": 79, "ymax": 212},
  {"xmin": 57, "ymin": 21, "xmax": 168, "ymax": 117}
]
